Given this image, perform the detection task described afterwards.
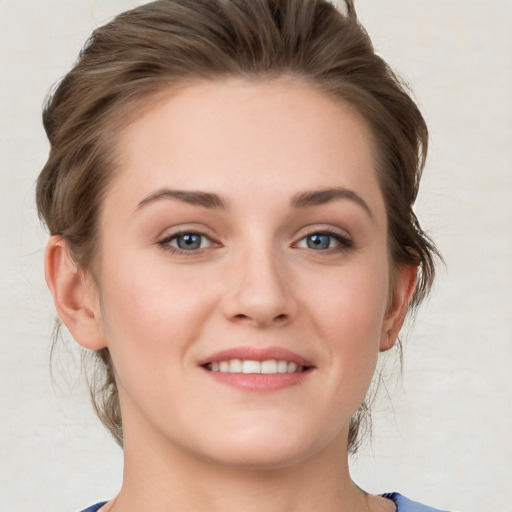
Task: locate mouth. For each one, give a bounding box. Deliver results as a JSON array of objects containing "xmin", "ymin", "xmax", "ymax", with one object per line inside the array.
[
  {"xmin": 198, "ymin": 347, "xmax": 314, "ymax": 391},
  {"xmin": 204, "ymin": 359, "xmax": 309, "ymax": 374}
]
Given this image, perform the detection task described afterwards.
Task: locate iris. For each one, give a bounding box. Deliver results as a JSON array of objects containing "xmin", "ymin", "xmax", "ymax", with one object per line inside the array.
[
  {"xmin": 307, "ymin": 234, "xmax": 332, "ymax": 250},
  {"xmin": 176, "ymin": 233, "xmax": 203, "ymax": 250}
]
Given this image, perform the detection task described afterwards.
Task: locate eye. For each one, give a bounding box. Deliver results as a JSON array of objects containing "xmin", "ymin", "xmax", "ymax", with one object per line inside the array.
[
  {"xmin": 158, "ymin": 231, "xmax": 213, "ymax": 253},
  {"xmin": 295, "ymin": 230, "xmax": 353, "ymax": 251}
]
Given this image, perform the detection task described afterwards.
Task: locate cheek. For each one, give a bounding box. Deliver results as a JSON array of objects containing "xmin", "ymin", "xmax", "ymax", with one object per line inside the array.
[
  {"xmin": 305, "ymin": 255, "xmax": 390, "ymax": 388},
  {"xmin": 96, "ymin": 252, "xmax": 217, "ymax": 377},
  {"xmin": 310, "ymin": 257, "xmax": 390, "ymax": 338}
]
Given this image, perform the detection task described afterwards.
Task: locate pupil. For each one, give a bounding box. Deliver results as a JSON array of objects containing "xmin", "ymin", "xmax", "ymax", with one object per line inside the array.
[
  {"xmin": 178, "ymin": 234, "xmax": 201, "ymax": 249},
  {"xmin": 308, "ymin": 234, "xmax": 330, "ymax": 249}
]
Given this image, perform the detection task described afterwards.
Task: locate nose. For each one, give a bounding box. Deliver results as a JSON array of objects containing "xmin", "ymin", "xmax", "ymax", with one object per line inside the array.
[{"xmin": 221, "ymin": 244, "xmax": 297, "ymax": 328}]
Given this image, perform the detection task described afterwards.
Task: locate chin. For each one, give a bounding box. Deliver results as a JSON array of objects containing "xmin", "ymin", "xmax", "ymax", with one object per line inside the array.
[
  {"xmin": 191, "ymin": 419, "xmax": 339, "ymax": 471},
  {"xmin": 203, "ymin": 444, "xmax": 312, "ymax": 471}
]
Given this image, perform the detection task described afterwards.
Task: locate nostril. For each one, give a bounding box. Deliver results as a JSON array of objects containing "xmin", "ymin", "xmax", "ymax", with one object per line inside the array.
[{"xmin": 230, "ymin": 312, "xmax": 289, "ymax": 326}]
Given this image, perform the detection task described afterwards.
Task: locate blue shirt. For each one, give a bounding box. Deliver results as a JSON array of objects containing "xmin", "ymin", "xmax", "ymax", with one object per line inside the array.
[
  {"xmin": 381, "ymin": 493, "xmax": 451, "ymax": 511},
  {"xmin": 80, "ymin": 493, "xmax": 451, "ymax": 511}
]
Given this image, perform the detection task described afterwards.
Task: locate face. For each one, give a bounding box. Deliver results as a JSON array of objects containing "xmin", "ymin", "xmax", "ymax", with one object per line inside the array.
[{"xmin": 88, "ymin": 77, "xmax": 404, "ymax": 469}]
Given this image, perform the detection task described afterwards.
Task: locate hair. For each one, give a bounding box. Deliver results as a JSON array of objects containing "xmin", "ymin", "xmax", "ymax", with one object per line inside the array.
[{"xmin": 36, "ymin": 0, "xmax": 440, "ymax": 452}]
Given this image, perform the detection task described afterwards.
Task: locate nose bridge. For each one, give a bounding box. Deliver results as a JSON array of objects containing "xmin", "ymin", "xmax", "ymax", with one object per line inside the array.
[{"xmin": 223, "ymin": 231, "xmax": 295, "ymax": 327}]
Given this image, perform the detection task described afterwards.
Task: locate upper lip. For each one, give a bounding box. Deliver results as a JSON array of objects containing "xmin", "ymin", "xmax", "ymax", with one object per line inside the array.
[{"xmin": 198, "ymin": 346, "xmax": 314, "ymax": 368}]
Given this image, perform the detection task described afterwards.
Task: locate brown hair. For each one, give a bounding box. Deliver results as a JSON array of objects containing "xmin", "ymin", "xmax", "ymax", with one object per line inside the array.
[{"xmin": 36, "ymin": 0, "xmax": 439, "ymax": 452}]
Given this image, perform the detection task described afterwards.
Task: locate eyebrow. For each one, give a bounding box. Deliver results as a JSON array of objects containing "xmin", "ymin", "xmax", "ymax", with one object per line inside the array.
[
  {"xmin": 136, "ymin": 189, "xmax": 228, "ymax": 210},
  {"xmin": 136, "ymin": 186, "xmax": 373, "ymax": 220},
  {"xmin": 291, "ymin": 187, "xmax": 374, "ymax": 220}
]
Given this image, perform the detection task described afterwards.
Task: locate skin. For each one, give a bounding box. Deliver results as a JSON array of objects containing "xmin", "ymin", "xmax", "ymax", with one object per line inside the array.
[{"xmin": 46, "ymin": 77, "xmax": 415, "ymax": 512}]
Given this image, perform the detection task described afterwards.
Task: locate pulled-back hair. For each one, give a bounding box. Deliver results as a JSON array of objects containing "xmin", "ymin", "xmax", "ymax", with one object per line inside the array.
[{"xmin": 36, "ymin": 0, "xmax": 439, "ymax": 452}]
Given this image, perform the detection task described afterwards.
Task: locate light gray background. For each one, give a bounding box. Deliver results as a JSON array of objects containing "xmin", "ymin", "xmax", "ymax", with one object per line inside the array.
[{"xmin": 1, "ymin": 1, "xmax": 510, "ymax": 511}]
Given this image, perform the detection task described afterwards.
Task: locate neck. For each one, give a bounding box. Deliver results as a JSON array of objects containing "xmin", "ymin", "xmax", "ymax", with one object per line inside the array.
[{"xmin": 114, "ymin": 415, "xmax": 368, "ymax": 512}]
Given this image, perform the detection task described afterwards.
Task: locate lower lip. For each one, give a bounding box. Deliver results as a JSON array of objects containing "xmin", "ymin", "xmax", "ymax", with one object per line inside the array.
[{"xmin": 203, "ymin": 368, "xmax": 312, "ymax": 392}]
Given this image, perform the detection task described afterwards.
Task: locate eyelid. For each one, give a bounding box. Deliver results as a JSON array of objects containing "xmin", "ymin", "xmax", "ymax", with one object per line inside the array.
[
  {"xmin": 292, "ymin": 227, "xmax": 354, "ymax": 251},
  {"xmin": 156, "ymin": 225, "xmax": 354, "ymax": 255},
  {"xmin": 157, "ymin": 228, "xmax": 219, "ymax": 255},
  {"xmin": 159, "ymin": 228, "xmax": 204, "ymax": 241}
]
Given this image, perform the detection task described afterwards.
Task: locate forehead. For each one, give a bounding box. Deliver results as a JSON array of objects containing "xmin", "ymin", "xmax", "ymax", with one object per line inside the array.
[{"xmin": 107, "ymin": 77, "xmax": 384, "ymax": 219}]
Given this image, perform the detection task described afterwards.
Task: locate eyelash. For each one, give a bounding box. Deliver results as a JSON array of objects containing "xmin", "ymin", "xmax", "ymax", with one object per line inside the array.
[
  {"xmin": 157, "ymin": 229, "xmax": 354, "ymax": 256},
  {"xmin": 157, "ymin": 230, "xmax": 215, "ymax": 255},
  {"xmin": 294, "ymin": 229, "xmax": 354, "ymax": 252}
]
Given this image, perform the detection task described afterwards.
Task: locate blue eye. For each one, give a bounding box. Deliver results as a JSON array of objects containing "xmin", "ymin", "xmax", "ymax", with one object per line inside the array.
[
  {"xmin": 307, "ymin": 234, "xmax": 333, "ymax": 249},
  {"xmin": 159, "ymin": 232, "xmax": 211, "ymax": 252},
  {"xmin": 296, "ymin": 231, "xmax": 352, "ymax": 251},
  {"xmin": 174, "ymin": 233, "xmax": 203, "ymax": 250}
]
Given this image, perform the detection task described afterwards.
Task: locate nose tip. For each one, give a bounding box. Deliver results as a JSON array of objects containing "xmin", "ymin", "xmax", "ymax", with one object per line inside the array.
[{"xmin": 222, "ymin": 253, "xmax": 296, "ymax": 328}]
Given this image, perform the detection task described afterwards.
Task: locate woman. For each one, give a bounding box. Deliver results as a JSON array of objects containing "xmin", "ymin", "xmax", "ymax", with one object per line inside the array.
[{"xmin": 37, "ymin": 1, "xmax": 447, "ymax": 510}]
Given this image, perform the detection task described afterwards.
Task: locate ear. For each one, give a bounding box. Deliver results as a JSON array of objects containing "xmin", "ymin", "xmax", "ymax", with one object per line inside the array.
[
  {"xmin": 380, "ymin": 264, "xmax": 417, "ymax": 352},
  {"xmin": 45, "ymin": 236, "xmax": 106, "ymax": 350}
]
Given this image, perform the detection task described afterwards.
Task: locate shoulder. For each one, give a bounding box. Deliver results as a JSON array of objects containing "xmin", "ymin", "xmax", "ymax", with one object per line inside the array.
[
  {"xmin": 382, "ymin": 493, "xmax": 453, "ymax": 512},
  {"xmin": 79, "ymin": 503, "xmax": 107, "ymax": 512},
  {"xmin": 80, "ymin": 496, "xmax": 453, "ymax": 512}
]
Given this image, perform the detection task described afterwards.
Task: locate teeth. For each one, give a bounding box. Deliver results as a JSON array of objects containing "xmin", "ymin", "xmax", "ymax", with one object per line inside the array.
[
  {"xmin": 277, "ymin": 360, "xmax": 288, "ymax": 373},
  {"xmin": 287, "ymin": 362, "xmax": 298, "ymax": 373},
  {"xmin": 229, "ymin": 359, "xmax": 243, "ymax": 372},
  {"xmin": 242, "ymin": 360, "xmax": 260, "ymax": 374},
  {"xmin": 208, "ymin": 359, "xmax": 304, "ymax": 374},
  {"xmin": 261, "ymin": 360, "xmax": 277, "ymax": 374}
]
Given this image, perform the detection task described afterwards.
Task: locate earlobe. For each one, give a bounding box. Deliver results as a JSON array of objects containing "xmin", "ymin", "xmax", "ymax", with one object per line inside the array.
[
  {"xmin": 45, "ymin": 236, "xmax": 106, "ymax": 350},
  {"xmin": 380, "ymin": 264, "xmax": 417, "ymax": 352}
]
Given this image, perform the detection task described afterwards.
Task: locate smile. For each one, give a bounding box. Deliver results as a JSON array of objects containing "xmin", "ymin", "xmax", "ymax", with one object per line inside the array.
[
  {"xmin": 206, "ymin": 359, "xmax": 306, "ymax": 374},
  {"xmin": 199, "ymin": 347, "xmax": 314, "ymax": 391}
]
